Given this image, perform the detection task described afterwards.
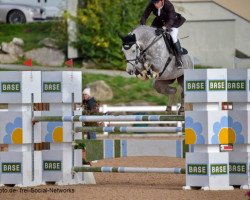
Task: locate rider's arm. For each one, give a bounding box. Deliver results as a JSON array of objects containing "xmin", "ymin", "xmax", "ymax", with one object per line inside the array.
[
  {"xmin": 140, "ymin": 3, "xmax": 154, "ymax": 25},
  {"xmin": 163, "ymin": 0, "xmax": 176, "ymax": 28}
]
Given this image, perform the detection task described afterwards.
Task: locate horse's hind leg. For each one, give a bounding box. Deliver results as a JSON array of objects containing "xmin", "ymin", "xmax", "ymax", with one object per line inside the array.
[
  {"xmin": 153, "ymin": 80, "xmax": 176, "ymax": 114},
  {"xmin": 177, "ymin": 75, "xmax": 185, "ymax": 115}
]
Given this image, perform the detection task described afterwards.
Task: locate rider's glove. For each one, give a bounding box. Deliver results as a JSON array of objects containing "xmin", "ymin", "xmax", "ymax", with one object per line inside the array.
[
  {"xmin": 140, "ymin": 18, "xmax": 146, "ymax": 25},
  {"xmin": 155, "ymin": 28, "xmax": 164, "ymax": 36}
]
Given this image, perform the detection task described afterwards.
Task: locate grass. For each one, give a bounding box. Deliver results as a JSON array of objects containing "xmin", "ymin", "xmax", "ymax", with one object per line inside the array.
[
  {"xmin": 0, "ymin": 22, "xmax": 59, "ymax": 51},
  {"xmin": 194, "ymin": 65, "xmax": 222, "ymax": 69},
  {"xmin": 83, "ymin": 73, "xmax": 179, "ymax": 105}
]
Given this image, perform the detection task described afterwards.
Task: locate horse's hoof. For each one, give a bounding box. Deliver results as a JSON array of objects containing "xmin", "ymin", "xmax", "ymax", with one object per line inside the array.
[
  {"xmin": 166, "ymin": 106, "xmax": 172, "ymax": 114},
  {"xmin": 178, "ymin": 111, "xmax": 184, "ymax": 115},
  {"xmin": 178, "ymin": 106, "xmax": 185, "ymax": 115}
]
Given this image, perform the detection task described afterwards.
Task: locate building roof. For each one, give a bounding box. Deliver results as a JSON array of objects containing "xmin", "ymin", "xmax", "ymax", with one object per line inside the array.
[{"xmin": 172, "ymin": 0, "xmax": 250, "ymax": 21}]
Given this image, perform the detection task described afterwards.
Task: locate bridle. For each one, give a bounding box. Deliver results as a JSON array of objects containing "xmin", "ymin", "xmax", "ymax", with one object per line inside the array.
[
  {"xmin": 125, "ymin": 43, "xmax": 143, "ymax": 67},
  {"xmin": 123, "ymin": 33, "xmax": 169, "ymax": 77}
]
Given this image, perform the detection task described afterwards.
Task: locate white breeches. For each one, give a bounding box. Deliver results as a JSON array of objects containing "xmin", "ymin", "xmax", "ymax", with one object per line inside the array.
[{"xmin": 170, "ymin": 27, "xmax": 178, "ymax": 43}]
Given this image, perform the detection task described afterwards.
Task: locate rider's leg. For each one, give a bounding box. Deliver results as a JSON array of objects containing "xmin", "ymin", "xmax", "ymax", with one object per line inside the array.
[{"xmin": 170, "ymin": 28, "xmax": 183, "ymax": 68}]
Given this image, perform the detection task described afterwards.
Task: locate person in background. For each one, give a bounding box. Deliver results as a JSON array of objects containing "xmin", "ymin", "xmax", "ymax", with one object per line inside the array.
[{"xmin": 81, "ymin": 88, "xmax": 99, "ymax": 139}]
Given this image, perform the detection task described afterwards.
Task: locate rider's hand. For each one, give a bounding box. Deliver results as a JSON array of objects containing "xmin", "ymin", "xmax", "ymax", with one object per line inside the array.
[
  {"xmin": 155, "ymin": 28, "xmax": 164, "ymax": 36},
  {"xmin": 140, "ymin": 18, "xmax": 146, "ymax": 25}
]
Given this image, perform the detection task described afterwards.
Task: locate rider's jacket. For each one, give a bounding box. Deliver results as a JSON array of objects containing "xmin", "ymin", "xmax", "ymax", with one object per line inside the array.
[{"xmin": 140, "ymin": 0, "xmax": 186, "ymax": 28}]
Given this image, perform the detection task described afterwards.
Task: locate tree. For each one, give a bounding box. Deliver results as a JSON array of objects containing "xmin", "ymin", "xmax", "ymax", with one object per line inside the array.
[{"xmin": 75, "ymin": 0, "xmax": 147, "ymax": 69}]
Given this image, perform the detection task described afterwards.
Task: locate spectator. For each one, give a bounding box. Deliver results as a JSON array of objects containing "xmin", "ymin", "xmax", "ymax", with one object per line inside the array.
[{"xmin": 81, "ymin": 88, "xmax": 99, "ymax": 139}]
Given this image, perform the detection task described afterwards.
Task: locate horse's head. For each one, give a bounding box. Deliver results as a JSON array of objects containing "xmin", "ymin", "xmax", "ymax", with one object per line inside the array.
[
  {"xmin": 119, "ymin": 26, "xmax": 163, "ymax": 80},
  {"xmin": 120, "ymin": 33, "xmax": 145, "ymax": 77}
]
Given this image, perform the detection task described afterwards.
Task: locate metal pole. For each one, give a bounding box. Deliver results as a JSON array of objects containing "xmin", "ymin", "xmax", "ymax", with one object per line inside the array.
[
  {"xmin": 74, "ymin": 126, "xmax": 183, "ymax": 133},
  {"xmin": 72, "ymin": 166, "xmax": 185, "ymax": 174},
  {"xmin": 31, "ymin": 93, "xmax": 34, "ymax": 182},
  {"xmin": 33, "ymin": 115, "xmax": 185, "ymax": 122},
  {"xmin": 71, "ymin": 93, "xmax": 75, "ymax": 179}
]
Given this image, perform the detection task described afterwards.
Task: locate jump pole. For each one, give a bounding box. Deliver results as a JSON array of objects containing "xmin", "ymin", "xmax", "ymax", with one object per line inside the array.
[
  {"xmin": 33, "ymin": 115, "xmax": 184, "ymax": 122},
  {"xmin": 74, "ymin": 126, "xmax": 183, "ymax": 133},
  {"xmin": 72, "ymin": 166, "xmax": 185, "ymax": 174}
]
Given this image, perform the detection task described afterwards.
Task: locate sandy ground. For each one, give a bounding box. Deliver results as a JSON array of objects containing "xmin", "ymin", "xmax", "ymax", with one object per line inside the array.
[{"xmin": 0, "ymin": 156, "xmax": 248, "ymax": 200}]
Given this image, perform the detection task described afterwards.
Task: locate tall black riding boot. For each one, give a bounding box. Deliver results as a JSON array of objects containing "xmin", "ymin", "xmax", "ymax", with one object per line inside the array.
[{"xmin": 173, "ymin": 40, "xmax": 183, "ymax": 69}]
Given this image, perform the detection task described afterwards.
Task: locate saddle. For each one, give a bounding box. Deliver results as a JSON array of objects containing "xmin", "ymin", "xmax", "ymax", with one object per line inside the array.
[{"xmin": 162, "ymin": 33, "xmax": 188, "ymax": 56}]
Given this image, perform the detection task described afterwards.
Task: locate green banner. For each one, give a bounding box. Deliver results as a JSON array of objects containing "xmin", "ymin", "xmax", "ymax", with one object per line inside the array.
[
  {"xmin": 187, "ymin": 164, "xmax": 207, "ymax": 175},
  {"xmin": 227, "ymin": 81, "xmax": 246, "ymax": 91},
  {"xmin": 229, "ymin": 163, "xmax": 247, "ymax": 174},
  {"xmin": 186, "ymin": 81, "xmax": 206, "ymax": 91},
  {"xmin": 211, "ymin": 164, "xmax": 227, "ymax": 175},
  {"xmin": 1, "ymin": 82, "xmax": 21, "ymax": 93},
  {"xmin": 209, "ymin": 80, "xmax": 226, "ymax": 91},
  {"xmin": 43, "ymin": 161, "xmax": 62, "ymax": 171},
  {"xmin": 43, "ymin": 82, "xmax": 61, "ymax": 92},
  {"xmin": 2, "ymin": 163, "xmax": 21, "ymax": 173}
]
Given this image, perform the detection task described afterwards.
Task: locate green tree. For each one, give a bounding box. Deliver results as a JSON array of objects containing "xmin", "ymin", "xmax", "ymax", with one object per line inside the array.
[{"xmin": 75, "ymin": 0, "xmax": 147, "ymax": 69}]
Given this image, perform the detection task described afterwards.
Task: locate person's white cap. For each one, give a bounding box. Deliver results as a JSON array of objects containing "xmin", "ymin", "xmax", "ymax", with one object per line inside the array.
[{"xmin": 82, "ymin": 88, "xmax": 90, "ymax": 96}]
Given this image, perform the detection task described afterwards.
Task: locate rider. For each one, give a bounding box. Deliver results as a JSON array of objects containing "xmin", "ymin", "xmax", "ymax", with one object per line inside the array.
[{"xmin": 140, "ymin": 0, "xmax": 186, "ymax": 68}]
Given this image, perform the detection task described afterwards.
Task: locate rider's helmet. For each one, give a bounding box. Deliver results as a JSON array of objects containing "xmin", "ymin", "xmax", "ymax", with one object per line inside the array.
[{"xmin": 151, "ymin": 0, "xmax": 161, "ymax": 3}]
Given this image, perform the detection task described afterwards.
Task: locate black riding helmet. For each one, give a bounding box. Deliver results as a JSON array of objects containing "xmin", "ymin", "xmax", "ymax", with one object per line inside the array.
[{"xmin": 151, "ymin": 0, "xmax": 161, "ymax": 3}]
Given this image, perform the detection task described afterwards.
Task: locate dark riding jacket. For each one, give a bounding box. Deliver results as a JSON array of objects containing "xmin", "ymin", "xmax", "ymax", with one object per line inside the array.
[
  {"xmin": 140, "ymin": 0, "xmax": 186, "ymax": 28},
  {"xmin": 82, "ymin": 97, "xmax": 98, "ymax": 112}
]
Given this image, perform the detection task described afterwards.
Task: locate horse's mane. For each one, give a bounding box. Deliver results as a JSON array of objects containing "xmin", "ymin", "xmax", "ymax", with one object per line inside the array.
[
  {"xmin": 130, "ymin": 25, "xmax": 157, "ymax": 46},
  {"xmin": 132, "ymin": 25, "xmax": 155, "ymax": 35},
  {"xmin": 132, "ymin": 25, "xmax": 155, "ymax": 32}
]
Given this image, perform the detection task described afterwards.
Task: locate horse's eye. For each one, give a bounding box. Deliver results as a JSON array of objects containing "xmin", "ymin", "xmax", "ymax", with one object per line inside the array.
[{"xmin": 132, "ymin": 50, "xmax": 136, "ymax": 53}]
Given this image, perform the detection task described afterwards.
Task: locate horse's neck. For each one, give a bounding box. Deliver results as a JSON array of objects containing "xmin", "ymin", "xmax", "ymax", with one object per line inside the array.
[{"xmin": 143, "ymin": 36, "xmax": 170, "ymax": 72}]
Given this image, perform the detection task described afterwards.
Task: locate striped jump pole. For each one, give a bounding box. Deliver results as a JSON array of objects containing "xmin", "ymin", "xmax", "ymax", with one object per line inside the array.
[
  {"xmin": 72, "ymin": 166, "xmax": 185, "ymax": 174},
  {"xmin": 74, "ymin": 126, "xmax": 183, "ymax": 133},
  {"xmin": 33, "ymin": 115, "xmax": 184, "ymax": 122}
]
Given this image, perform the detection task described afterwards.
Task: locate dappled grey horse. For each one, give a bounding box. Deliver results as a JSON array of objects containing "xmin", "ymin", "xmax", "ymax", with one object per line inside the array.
[{"xmin": 120, "ymin": 25, "xmax": 193, "ymax": 114}]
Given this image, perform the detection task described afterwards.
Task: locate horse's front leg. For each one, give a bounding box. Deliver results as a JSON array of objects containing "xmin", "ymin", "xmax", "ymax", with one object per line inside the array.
[
  {"xmin": 178, "ymin": 92, "xmax": 185, "ymax": 115},
  {"xmin": 153, "ymin": 80, "xmax": 176, "ymax": 115},
  {"xmin": 177, "ymin": 75, "xmax": 185, "ymax": 115},
  {"xmin": 166, "ymin": 93, "xmax": 175, "ymax": 114}
]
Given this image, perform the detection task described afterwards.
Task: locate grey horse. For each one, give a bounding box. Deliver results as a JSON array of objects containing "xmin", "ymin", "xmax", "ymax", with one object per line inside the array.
[{"xmin": 120, "ymin": 25, "xmax": 193, "ymax": 114}]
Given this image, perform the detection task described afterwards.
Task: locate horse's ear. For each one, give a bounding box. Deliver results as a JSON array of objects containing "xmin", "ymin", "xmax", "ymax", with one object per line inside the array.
[{"xmin": 118, "ymin": 32, "xmax": 125, "ymax": 41}]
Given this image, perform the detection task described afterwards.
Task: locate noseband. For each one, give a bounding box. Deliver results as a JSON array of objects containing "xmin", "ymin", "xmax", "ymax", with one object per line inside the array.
[{"xmin": 124, "ymin": 43, "xmax": 143, "ymax": 65}]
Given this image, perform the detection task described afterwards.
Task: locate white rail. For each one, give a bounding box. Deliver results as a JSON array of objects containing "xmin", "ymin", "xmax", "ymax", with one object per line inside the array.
[{"xmin": 99, "ymin": 104, "xmax": 180, "ymax": 113}]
